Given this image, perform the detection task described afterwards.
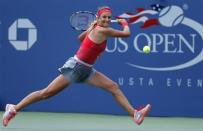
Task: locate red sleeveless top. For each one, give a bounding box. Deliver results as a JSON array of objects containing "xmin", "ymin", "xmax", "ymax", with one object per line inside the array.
[{"xmin": 76, "ymin": 36, "xmax": 107, "ymax": 65}]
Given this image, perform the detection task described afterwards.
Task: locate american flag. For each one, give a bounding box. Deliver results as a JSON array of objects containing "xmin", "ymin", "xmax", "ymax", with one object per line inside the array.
[
  {"xmin": 151, "ymin": 4, "xmax": 165, "ymax": 12},
  {"xmin": 116, "ymin": 4, "xmax": 165, "ymax": 29}
]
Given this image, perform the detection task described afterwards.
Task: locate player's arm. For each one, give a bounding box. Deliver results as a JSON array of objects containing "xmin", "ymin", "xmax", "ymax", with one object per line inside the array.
[
  {"xmin": 78, "ymin": 30, "xmax": 88, "ymax": 42},
  {"xmin": 101, "ymin": 19, "xmax": 131, "ymax": 37},
  {"xmin": 78, "ymin": 20, "xmax": 97, "ymax": 42},
  {"xmin": 105, "ymin": 26, "xmax": 130, "ymax": 37}
]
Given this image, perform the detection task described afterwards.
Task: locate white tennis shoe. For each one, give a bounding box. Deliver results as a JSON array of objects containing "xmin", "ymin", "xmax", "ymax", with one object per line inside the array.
[
  {"xmin": 2, "ymin": 104, "xmax": 17, "ymax": 127},
  {"xmin": 133, "ymin": 104, "xmax": 151, "ymax": 125}
]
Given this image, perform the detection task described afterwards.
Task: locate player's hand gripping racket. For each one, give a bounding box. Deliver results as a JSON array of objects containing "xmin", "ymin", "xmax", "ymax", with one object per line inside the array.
[{"xmin": 69, "ymin": 11, "xmax": 117, "ymax": 31}]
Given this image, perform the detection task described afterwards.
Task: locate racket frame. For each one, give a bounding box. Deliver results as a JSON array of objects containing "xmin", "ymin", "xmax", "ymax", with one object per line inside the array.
[{"xmin": 70, "ymin": 11, "xmax": 117, "ymax": 31}]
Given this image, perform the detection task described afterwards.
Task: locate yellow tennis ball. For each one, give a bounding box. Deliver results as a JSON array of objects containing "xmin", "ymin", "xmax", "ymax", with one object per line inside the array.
[{"xmin": 143, "ymin": 46, "xmax": 150, "ymax": 53}]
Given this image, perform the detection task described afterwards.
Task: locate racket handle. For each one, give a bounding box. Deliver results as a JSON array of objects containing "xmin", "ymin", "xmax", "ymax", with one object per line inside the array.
[{"xmin": 111, "ymin": 19, "xmax": 118, "ymax": 23}]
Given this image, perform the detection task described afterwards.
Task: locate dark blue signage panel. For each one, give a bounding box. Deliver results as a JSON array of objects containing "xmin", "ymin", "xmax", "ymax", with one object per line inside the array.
[{"xmin": 0, "ymin": 0, "xmax": 203, "ymax": 117}]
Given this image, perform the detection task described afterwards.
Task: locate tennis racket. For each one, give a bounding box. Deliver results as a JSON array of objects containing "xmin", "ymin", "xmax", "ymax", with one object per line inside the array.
[{"xmin": 69, "ymin": 11, "xmax": 117, "ymax": 31}]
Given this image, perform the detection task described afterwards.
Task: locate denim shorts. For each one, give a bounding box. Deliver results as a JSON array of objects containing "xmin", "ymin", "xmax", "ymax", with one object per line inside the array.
[{"xmin": 58, "ymin": 57, "xmax": 95, "ymax": 83}]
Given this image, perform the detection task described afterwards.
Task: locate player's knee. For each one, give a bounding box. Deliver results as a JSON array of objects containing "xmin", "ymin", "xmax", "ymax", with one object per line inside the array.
[
  {"xmin": 107, "ymin": 82, "xmax": 120, "ymax": 94},
  {"xmin": 39, "ymin": 89, "xmax": 54, "ymax": 99}
]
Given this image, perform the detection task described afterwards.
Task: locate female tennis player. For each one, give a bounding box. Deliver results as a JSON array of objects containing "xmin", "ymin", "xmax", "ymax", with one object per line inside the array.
[{"xmin": 3, "ymin": 6, "xmax": 151, "ymax": 126}]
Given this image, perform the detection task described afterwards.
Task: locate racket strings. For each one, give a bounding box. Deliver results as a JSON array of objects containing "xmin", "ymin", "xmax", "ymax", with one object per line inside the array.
[{"xmin": 70, "ymin": 11, "xmax": 96, "ymax": 31}]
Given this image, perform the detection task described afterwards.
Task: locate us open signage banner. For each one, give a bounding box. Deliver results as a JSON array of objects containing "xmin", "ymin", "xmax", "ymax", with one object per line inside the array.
[{"xmin": 0, "ymin": 0, "xmax": 203, "ymax": 117}]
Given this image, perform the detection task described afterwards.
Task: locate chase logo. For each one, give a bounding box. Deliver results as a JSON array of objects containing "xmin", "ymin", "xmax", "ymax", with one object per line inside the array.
[
  {"xmin": 8, "ymin": 18, "xmax": 37, "ymax": 51},
  {"xmin": 116, "ymin": 5, "xmax": 203, "ymax": 71}
]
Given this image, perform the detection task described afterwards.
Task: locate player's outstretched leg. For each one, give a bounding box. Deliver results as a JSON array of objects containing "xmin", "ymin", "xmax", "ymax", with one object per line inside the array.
[{"xmin": 2, "ymin": 75, "xmax": 70, "ymax": 127}]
